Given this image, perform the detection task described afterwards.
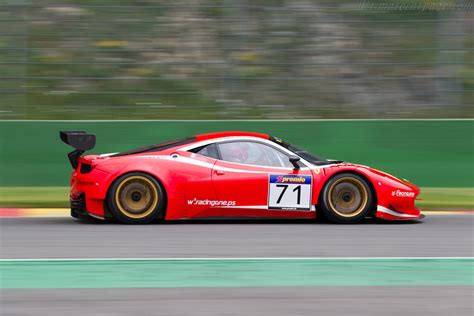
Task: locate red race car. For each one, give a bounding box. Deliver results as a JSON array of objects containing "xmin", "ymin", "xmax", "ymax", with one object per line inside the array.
[{"xmin": 60, "ymin": 131, "xmax": 423, "ymax": 224}]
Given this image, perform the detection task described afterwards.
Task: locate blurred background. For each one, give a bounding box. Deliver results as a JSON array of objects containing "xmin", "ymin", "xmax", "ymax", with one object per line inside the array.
[
  {"xmin": 1, "ymin": 3, "xmax": 473, "ymax": 315},
  {"xmin": 0, "ymin": 0, "xmax": 473, "ymax": 119},
  {"xmin": 0, "ymin": 0, "xmax": 473, "ymax": 209}
]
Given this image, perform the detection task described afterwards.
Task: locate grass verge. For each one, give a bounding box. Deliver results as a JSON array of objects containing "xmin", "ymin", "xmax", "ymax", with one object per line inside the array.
[
  {"xmin": 0, "ymin": 187, "xmax": 70, "ymax": 208},
  {"xmin": 0, "ymin": 187, "xmax": 472, "ymax": 210},
  {"xmin": 416, "ymin": 188, "xmax": 473, "ymax": 210}
]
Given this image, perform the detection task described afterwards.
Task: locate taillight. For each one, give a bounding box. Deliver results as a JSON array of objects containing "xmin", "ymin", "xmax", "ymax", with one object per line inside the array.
[{"xmin": 80, "ymin": 163, "xmax": 92, "ymax": 174}]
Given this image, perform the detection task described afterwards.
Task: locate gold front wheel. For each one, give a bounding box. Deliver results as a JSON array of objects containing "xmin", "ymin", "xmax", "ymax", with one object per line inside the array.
[
  {"xmin": 321, "ymin": 173, "xmax": 373, "ymax": 223},
  {"xmin": 328, "ymin": 177, "xmax": 368, "ymax": 217},
  {"xmin": 108, "ymin": 173, "xmax": 164, "ymax": 224}
]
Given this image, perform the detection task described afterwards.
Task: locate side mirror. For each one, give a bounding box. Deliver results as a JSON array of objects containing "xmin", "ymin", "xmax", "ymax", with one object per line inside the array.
[{"xmin": 289, "ymin": 155, "xmax": 300, "ymax": 170}]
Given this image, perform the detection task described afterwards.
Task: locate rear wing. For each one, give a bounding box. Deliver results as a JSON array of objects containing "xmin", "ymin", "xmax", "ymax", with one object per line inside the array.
[{"xmin": 59, "ymin": 131, "xmax": 96, "ymax": 168}]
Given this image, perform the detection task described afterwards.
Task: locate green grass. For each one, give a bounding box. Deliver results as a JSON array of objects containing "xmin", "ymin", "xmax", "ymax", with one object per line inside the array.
[
  {"xmin": 0, "ymin": 187, "xmax": 70, "ymax": 208},
  {"xmin": 417, "ymin": 188, "xmax": 474, "ymax": 210},
  {"xmin": 0, "ymin": 187, "xmax": 472, "ymax": 210}
]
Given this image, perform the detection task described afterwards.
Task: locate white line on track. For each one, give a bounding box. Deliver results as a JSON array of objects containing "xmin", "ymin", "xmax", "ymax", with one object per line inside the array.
[
  {"xmin": 1, "ymin": 118, "xmax": 473, "ymax": 122},
  {"xmin": 1, "ymin": 257, "xmax": 472, "ymax": 261}
]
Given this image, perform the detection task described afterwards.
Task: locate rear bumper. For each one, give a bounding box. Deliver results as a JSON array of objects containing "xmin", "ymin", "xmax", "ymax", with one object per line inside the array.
[
  {"xmin": 70, "ymin": 195, "xmax": 87, "ymax": 218},
  {"xmin": 70, "ymin": 195, "xmax": 105, "ymax": 220},
  {"xmin": 69, "ymin": 162, "xmax": 114, "ymax": 218}
]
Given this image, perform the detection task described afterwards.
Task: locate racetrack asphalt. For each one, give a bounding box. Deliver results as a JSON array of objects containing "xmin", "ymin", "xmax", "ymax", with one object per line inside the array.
[
  {"xmin": 0, "ymin": 214, "xmax": 472, "ymax": 258},
  {"xmin": 2, "ymin": 287, "xmax": 472, "ymax": 316},
  {"xmin": 1, "ymin": 214, "xmax": 473, "ymax": 315}
]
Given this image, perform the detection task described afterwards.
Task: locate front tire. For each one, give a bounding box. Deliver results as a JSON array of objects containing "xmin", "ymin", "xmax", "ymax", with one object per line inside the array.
[
  {"xmin": 107, "ymin": 172, "xmax": 165, "ymax": 224},
  {"xmin": 319, "ymin": 173, "xmax": 373, "ymax": 223}
]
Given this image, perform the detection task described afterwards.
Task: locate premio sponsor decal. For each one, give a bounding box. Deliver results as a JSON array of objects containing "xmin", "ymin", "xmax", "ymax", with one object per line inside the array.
[
  {"xmin": 268, "ymin": 174, "xmax": 312, "ymax": 210},
  {"xmin": 272, "ymin": 175, "xmax": 310, "ymax": 184}
]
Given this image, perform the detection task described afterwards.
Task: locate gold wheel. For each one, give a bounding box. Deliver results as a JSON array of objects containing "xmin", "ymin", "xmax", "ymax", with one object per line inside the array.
[
  {"xmin": 327, "ymin": 177, "xmax": 368, "ymax": 218},
  {"xmin": 114, "ymin": 175, "xmax": 159, "ymax": 219}
]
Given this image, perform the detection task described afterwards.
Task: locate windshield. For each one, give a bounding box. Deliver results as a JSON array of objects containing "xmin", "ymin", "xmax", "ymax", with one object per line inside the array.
[{"xmin": 270, "ymin": 136, "xmax": 326, "ymax": 164}]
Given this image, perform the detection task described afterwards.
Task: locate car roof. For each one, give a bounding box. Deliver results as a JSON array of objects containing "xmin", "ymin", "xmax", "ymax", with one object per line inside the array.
[
  {"xmin": 195, "ymin": 131, "xmax": 270, "ymax": 141},
  {"xmin": 110, "ymin": 131, "xmax": 270, "ymax": 157}
]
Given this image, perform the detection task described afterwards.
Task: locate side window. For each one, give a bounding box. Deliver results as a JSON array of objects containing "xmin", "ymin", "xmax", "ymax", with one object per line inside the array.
[
  {"xmin": 191, "ymin": 144, "xmax": 219, "ymax": 159},
  {"xmin": 218, "ymin": 141, "xmax": 293, "ymax": 168}
]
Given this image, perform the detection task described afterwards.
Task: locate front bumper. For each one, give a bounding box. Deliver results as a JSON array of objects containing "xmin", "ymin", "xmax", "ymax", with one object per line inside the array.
[{"xmin": 375, "ymin": 205, "xmax": 424, "ymax": 220}]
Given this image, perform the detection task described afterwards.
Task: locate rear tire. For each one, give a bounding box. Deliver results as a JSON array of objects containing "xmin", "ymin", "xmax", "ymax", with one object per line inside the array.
[
  {"xmin": 319, "ymin": 173, "xmax": 373, "ymax": 224},
  {"xmin": 107, "ymin": 172, "xmax": 165, "ymax": 224}
]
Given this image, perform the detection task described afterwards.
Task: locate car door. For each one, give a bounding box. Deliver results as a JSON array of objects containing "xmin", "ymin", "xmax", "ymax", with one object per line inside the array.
[
  {"xmin": 211, "ymin": 140, "xmax": 315, "ymax": 219},
  {"xmin": 182, "ymin": 143, "xmax": 221, "ymax": 218}
]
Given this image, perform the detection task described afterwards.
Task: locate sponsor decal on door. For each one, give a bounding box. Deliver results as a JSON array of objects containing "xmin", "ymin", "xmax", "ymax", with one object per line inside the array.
[{"xmin": 268, "ymin": 175, "xmax": 312, "ymax": 210}]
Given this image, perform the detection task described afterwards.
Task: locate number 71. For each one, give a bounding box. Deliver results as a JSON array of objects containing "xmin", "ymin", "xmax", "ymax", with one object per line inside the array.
[{"xmin": 276, "ymin": 184, "xmax": 301, "ymax": 204}]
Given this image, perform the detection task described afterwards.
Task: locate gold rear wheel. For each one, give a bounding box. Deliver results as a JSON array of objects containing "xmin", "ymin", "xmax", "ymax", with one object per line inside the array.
[
  {"xmin": 108, "ymin": 173, "xmax": 164, "ymax": 224},
  {"xmin": 115, "ymin": 176, "xmax": 158, "ymax": 219}
]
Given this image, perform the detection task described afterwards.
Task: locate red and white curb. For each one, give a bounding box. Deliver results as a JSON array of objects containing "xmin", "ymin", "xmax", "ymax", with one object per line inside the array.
[{"xmin": 0, "ymin": 208, "xmax": 70, "ymax": 217}]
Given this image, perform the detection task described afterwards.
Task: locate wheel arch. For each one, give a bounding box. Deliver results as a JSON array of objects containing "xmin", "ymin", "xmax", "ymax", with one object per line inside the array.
[{"xmin": 104, "ymin": 170, "xmax": 168, "ymax": 220}]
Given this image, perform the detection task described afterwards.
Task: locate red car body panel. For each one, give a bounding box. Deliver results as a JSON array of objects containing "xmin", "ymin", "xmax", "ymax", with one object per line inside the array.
[{"xmin": 68, "ymin": 131, "xmax": 422, "ymax": 221}]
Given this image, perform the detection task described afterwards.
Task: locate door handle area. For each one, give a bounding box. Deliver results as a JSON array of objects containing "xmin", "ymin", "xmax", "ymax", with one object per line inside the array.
[{"xmin": 214, "ymin": 170, "xmax": 225, "ymax": 176}]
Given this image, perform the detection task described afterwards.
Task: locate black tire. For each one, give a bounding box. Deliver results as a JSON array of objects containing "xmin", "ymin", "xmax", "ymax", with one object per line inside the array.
[
  {"xmin": 319, "ymin": 173, "xmax": 373, "ymax": 224},
  {"xmin": 107, "ymin": 172, "xmax": 165, "ymax": 224}
]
